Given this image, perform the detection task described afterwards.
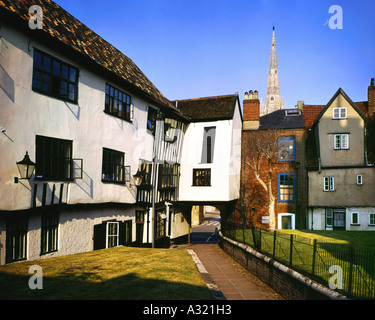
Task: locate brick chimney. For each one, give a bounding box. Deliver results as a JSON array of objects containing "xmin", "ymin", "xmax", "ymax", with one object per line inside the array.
[
  {"xmin": 243, "ymin": 90, "xmax": 260, "ymax": 130},
  {"xmin": 369, "ymin": 78, "xmax": 375, "ymax": 115}
]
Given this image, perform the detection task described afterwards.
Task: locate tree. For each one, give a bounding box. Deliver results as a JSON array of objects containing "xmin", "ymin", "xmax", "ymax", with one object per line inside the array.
[{"xmin": 243, "ymin": 130, "xmax": 279, "ymax": 231}]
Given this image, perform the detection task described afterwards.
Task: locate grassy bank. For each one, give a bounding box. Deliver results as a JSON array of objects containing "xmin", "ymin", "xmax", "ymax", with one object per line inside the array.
[{"xmin": 0, "ymin": 246, "xmax": 213, "ymax": 300}]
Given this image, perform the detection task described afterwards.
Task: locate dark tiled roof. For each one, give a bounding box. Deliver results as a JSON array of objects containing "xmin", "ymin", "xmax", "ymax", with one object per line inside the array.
[
  {"xmin": 259, "ymin": 109, "xmax": 305, "ymax": 130},
  {"xmin": 172, "ymin": 94, "xmax": 239, "ymax": 121},
  {"xmin": 0, "ymin": 0, "xmax": 170, "ymax": 107}
]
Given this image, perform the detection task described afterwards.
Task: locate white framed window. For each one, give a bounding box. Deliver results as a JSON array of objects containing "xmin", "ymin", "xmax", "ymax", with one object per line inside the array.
[
  {"xmin": 351, "ymin": 212, "xmax": 359, "ymax": 225},
  {"xmin": 106, "ymin": 222, "xmax": 119, "ymax": 248},
  {"xmin": 357, "ymin": 175, "xmax": 363, "ymax": 185},
  {"xmin": 333, "ymin": 107, "xmax": 347, "ymax": 119},
  {"xmin": 324, "ymin": 176, "xmax": 335, "ymax": 191},
  {"xmin": 334, "ymin": 134, "xmax": 349, "ymax": 150},
  {"xmin": 369, "ymin": 213, "xmax": 375, "ymax": 226}
]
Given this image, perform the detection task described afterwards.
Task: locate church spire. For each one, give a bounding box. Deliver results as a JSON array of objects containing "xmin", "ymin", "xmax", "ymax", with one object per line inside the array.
[{"xmin": 262, "ymin": 25, "xmax": 284, "ymax": 115}]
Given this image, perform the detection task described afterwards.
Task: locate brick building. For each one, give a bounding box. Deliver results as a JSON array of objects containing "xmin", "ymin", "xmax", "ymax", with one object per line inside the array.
[{"xmin": 237, "ymin": 91, "xmax": 307, "ymax": 230}]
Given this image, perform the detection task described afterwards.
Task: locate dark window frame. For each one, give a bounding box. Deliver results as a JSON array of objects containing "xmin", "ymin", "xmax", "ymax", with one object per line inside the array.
[
  {"xmin": 41, "ymin": 212, "xmax": 59, "ymax": 255},
  {"xmin": 147, "ymin": 107, "xmax": 158, "ymax": 134},
  {"xmin": 6, "ymin": 215, "xmax": 28, "ymax": 263},
  {"xmin": 192, "ymin": 168, "xmax": 211, "ymax": 187},
  {"xmin": 32, "ymin": 48, "xmax": 79, "ymax": 103},
  {"xmin": 102, "ymin": 148, "xmax": 126, "ymax": 184},
  {"xmin": 36, "ymin": 135, "xmax": 74, "ymax": 181},
  {"xmin": 104, "ymin": 83, "xmax": 132, "ymax": 121}
]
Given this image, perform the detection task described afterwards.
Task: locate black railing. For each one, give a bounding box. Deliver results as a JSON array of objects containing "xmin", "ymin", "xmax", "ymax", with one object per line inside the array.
[{"xmin": 221, "ymin": 222, "xmax": 375, "ymax": 300}]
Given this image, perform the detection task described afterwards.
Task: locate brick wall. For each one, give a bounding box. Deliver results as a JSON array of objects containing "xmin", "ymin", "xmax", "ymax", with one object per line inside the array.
[
  {"xmin": 220, "ymin": 235, "xmax": 348, "ymax": 300},
  {"xmin": 243, "ymin": 99, "xmax": 260, "ymax": 121},
  {"xmin": 237, "ymin": 128, "xmax": 307, "ymax": 229},
  {"xmin": 369, "ymin": 78, "xmax": 375, "ymax": 115}
]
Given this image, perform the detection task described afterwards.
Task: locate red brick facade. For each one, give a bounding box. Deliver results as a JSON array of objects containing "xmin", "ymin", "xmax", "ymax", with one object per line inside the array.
[{"xmin": 237, "ymin": 128, "xmax": 307, "ymax": 229}]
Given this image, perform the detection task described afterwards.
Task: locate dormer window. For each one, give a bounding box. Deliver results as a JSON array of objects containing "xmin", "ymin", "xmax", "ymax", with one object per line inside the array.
[{"xmin": 333, "ymin": 107, "xmax": 347, "ymax": 119}]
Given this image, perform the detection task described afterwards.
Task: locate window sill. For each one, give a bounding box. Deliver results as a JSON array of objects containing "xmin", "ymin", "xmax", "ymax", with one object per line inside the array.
[
  {"xmin": 32, "ymin": 88, "xmax": 78, "ymax": 104},
  {"xmin": 192, "ymin": 185, "xmax": 212, "ymax": 187},
  {"xmin": 102, "ymin": 180, "xmax": 126, "ymax": 185},
  {"xmin": 35, "ymin": 177, "xmax": 74, "ymax": 182},
  {"xmin": 350, "ymin": 224, "xmax": 360, "ymax": 226},
  {"xmin": 103, "ymin": 110, "xmax": 133, "ymax": 123},
  {"xmin": 40, "ymin": 250, "xmax": 58, "ymax": 256}
]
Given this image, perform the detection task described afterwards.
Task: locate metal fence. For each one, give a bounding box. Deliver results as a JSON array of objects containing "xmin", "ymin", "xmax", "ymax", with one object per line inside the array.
[{"xmin": 221, "ymin": 222, "xmax": 375, "ymax": 300}]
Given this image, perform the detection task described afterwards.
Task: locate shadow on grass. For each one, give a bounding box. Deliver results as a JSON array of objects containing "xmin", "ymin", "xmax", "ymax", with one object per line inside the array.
[{"xmin": 0, "ymin": 271, "xmax": 214, "ymax": 300}]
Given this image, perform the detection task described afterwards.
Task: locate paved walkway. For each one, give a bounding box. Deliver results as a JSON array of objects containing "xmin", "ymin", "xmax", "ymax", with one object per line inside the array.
[
  {"xmin": 183, "ymin": 243, "xmax": 283, "ymax": 300},
  {"xmin": 177, "ymin": 210, "xmax": 283, "ymax": 300}
]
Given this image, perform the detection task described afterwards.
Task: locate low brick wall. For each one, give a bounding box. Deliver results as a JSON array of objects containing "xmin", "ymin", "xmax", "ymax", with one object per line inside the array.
[{"xmin": 220, "ymin": 233, "xmax": 348, "ymax": 300}]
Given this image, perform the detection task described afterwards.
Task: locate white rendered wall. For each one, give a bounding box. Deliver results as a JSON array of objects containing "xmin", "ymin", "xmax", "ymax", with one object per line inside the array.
[{"xmin": 0, "ymin": 22, "xmax": 156, "ymax": 211}]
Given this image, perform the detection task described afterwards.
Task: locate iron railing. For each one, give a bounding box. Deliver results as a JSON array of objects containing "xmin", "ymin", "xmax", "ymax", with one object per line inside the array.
[{"xmin": 221, "ymin": 222, "xmax": 375, "ymax": 300}]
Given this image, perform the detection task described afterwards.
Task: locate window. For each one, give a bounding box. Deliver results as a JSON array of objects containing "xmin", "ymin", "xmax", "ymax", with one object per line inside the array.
[
  {"xmin": 369, "ymin": 213, "xmax": 375, "ymax": 226},
  {"xmin": 104, "ymin": 84, "xmax": 133, "ymax": 121},
  {"xmin": 193, "ymin": 169, "xmax": 211, "ymax": 186},
  {"xmin": 147, "ymin": 107, "xmax": 158, "ymax": 134},
  {"xmin": 351, "ymin": 212, "xmax": 359, "ymax": 225},
  {"xmin": 6, "ymin": 215, "xmax": 28, "ymax": 263},
  {"xmin": 334, "ymin": 134, "xmax": 349, "ymax": 150},
  {"xmin": 333, "ymin": 107, "xmax": 347, "ymax": 119},
  {"xmin": 357, "ymin": 175, "xmax": 363, "ymax": 185},
  {"xmin": 106, "ymin": 222, "xmax": 119, "ymax": 248},
  {"xmin": 326, "ymin": 208, "xmax": 345, "ymax": 229},
  {"xmin": 156, "ymin": 211, "xmax": 166, "ymax": 239},
  {"xmin": 93, "ymin": 220, "xmax": 132, "ymax": 250},
  {"xmin": 41, "ymin": 212, "xmax": 59, "ymax": 254},
  {"xmin": 278, "ymin": 137, "xmax": 295, "ymax": 161},
  {"xmin": 102, "ymin": 148, "xmax": 125, "ymax": 183},
  {"xmin": 278, "ymin": 173, "xmax": 295, "ymax": 202},
  {"xmin": 32, "ymin": 49, "xmax": 78, "ymax": 103},
  {"xmin": 201, "ymin": 127, "xmax": 216, "ymax": 163},
  {"xmin": 36, "ymin": 135, "xmax": 73, "ymax": 180},
  {"xmin": 326, "ymin": 209, "xmax": 333, "ymax": 228},
  {"xmin": 324, "ymin": 176, "xmax": 335, "ymax": 191},
  {"xmin": 158, "ymin": 163, "xmax": 179, "ymax": 189}
]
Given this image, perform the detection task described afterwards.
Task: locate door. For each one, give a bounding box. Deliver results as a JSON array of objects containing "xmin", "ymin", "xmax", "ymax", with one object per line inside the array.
[
  {"xmin": 333, "ymin": 210, "xmax": 345, "ymax": 230},
  {"xmin": 282, "ymin": 216, "xmax": 292, "ymax": 229}
]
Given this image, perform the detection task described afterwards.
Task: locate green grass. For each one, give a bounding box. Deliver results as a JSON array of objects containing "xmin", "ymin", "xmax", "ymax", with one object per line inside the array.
[
  {"xmin": 226, "ymin": 228, "xmax": 375, "ymax": 299},
  {"xmin": 0, "ymin": 246, "xmax": 214, "ymax": 300},
  {"xmin": 277, "ymin": 230, "xmax": 375, "ymax": 250}
]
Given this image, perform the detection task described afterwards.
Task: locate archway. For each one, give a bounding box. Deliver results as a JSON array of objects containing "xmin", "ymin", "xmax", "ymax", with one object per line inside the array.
[{"xmin": 191, "ymin": 205, "xmax": 221, "ymax": 243}]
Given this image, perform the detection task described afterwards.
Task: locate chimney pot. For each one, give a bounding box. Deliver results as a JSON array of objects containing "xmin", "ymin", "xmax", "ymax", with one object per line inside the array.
[
  {"xmin": 249, "ymin": 90, "xmax": 253, "ymax": 99},
  {"xmin": 254, "ymin": 90, "xmax": 258, "ymax": 99},
  {"xmin": 245, "ymin": 92, "xmax": 249, "ymax": 100},
  {"xmin": 371, "ymin": 78, "xmax": 374, "ymax": 86}
]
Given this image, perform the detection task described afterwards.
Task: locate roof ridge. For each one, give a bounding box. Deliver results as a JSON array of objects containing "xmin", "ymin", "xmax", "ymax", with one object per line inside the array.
[{"xmin": 173, "ymin": 94, "xmax": 236, "ymax": 102}]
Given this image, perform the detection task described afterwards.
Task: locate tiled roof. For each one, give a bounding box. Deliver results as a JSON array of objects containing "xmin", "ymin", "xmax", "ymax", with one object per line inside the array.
[
  {"xmin": 0, "ymin": 0, "xmax": 170, "ymax": 107},
  {"xmin": 259, "ymin": 109, "xmax": 305, "ymax": 130},
  {"xmin": 172, "ymin": 94, "xmax": 239, "ymax": 121}
]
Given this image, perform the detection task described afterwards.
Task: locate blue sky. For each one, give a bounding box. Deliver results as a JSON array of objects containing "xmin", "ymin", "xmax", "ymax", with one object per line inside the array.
[{"xmin": 54, "ymin": 0, "xmax": 375, "ymax": 107}]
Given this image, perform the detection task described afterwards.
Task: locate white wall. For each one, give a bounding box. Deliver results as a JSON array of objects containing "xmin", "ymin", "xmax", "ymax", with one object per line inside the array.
[
  {"xmin": 178, "ymin": 100, "xmax": 241, "ymax": 202},
  {"xmin": 0, "ymin": 22, "xmax": 156, "ymax": 211}
]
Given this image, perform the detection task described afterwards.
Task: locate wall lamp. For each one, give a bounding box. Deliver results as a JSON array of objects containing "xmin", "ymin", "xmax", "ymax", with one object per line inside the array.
[
  {"xmin": 14, "ymin": 151, "xmax": 36, "ymax": 183},
  {"xmin": 133, "ymin": 170, "xmax": 144, "ymax": 187}
]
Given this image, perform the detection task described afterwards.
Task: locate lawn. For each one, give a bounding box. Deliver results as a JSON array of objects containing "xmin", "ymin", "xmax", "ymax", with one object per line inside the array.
[
  {"xmin": 0, "ymin": 246, "xmax": 214, "ymax": 300},
  {"xmin": 277, "ymin": 230, "xmax": 375, "ymax": 250},
  {"xmin": 225, "ymin": 227, "xmax": 375, "ymax": 299}
]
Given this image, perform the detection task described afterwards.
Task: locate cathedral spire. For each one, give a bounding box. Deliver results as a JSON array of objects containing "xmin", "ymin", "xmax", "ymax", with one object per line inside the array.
[{"xmin": 262, "ymin": 25, "xmax": 284, "ymax": 115}]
